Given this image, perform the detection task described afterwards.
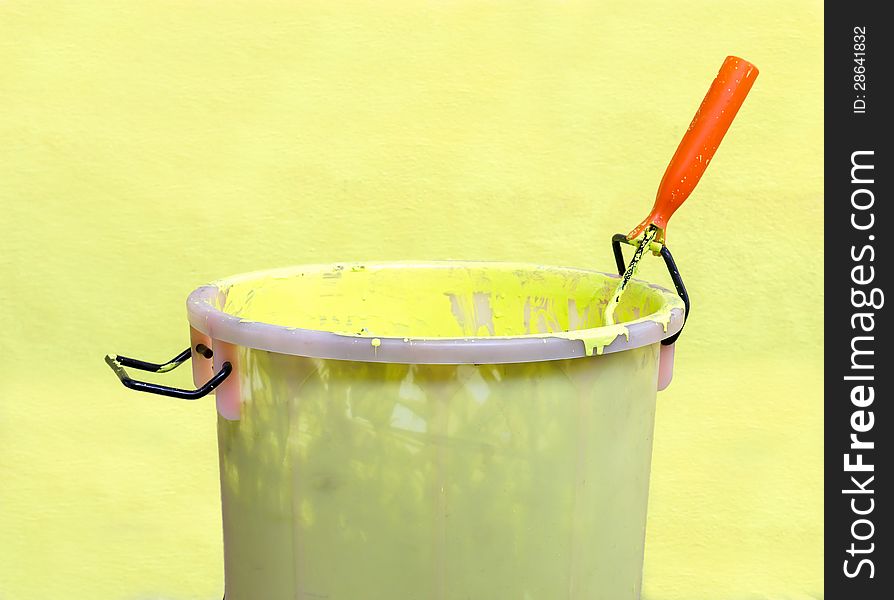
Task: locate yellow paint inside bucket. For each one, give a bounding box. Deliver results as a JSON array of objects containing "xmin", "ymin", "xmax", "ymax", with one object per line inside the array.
[{"xmin": 215, "ymin": 262, "xmax": 676, "ymax": 356}]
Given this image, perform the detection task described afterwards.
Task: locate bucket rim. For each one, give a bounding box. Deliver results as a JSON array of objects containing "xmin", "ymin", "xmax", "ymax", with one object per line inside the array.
[{"xmin": 186, "ymin": 261, "xmax": 685, "ymax": 364}]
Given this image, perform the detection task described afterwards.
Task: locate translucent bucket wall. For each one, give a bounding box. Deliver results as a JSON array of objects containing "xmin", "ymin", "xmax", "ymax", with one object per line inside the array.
[{"xmin": 185, "ymin": 262, "xmax": 685, "ymax": 600}]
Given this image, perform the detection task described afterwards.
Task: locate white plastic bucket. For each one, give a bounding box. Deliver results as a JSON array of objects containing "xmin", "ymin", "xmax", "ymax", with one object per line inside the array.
[{"xmin": 181, "ymin": 261, "xmax": 685, "ymax": 599}]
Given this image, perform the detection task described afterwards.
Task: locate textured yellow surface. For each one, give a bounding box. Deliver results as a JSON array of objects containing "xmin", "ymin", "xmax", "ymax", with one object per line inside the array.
[{"xmin": 0, "ymin": 1, "xmax": 822, "ymax": 599}]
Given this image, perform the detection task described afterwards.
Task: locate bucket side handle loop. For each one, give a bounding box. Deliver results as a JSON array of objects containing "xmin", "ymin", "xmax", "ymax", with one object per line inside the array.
[
  {"xmin": 104, "ymin": 345, "xmax": 232, "ymax": 400},
  {"xmin": 611, "ymin": 233, "xmax": 690, "ymax": 346}
]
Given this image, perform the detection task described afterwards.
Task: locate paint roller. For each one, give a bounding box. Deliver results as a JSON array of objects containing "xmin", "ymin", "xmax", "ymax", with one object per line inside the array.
[{"xmin": 605, "ymin": 56, "xmax": 759, "ymax": 325}]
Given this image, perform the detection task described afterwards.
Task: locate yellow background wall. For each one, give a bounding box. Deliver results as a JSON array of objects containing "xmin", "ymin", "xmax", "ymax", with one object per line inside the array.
[{"xmin": 0, "ymin": 1, "xmax": 822, "ymax": 598}]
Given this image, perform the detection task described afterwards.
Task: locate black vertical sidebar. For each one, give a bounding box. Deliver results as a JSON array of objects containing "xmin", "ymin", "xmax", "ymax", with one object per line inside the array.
[{"xmin": 825, "ymin": 2, "xmax": 892, "ymax": 598}]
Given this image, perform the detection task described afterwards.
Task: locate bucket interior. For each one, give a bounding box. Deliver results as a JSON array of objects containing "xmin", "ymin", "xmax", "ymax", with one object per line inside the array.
[{"xmin": 214, "ymin": 263, "xmax": 669, "ymax": 339}]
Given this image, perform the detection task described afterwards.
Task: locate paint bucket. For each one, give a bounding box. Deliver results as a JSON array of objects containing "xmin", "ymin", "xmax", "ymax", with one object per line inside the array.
[{"xmin": 109, "ymin": 261, "xmax": 685, "ymax": 599}]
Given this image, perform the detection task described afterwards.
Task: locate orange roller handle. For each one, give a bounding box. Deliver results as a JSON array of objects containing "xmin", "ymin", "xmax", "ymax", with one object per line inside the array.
[{"xmin": 628, "ymin": 56, "xmax": 758, "ymax": 243}]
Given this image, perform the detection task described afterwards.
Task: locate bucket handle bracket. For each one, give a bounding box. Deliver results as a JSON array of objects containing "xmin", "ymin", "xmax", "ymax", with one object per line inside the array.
[
  {"xmin": 611, "ymin": 233, "xmax": 690, "ymax": 345},
  {"xmin": 104, "ymin": 345, "xmax": 232, "ymax": 400}
]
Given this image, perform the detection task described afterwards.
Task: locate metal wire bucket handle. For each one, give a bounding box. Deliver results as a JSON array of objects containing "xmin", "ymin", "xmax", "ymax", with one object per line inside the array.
[
  {"xmin": 104, "ymin": 344, "xmax": 232, "ymax": 399},
  {"xmin": 611, "ymin": 233, "xmax": 690, "ymax": 346}
]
